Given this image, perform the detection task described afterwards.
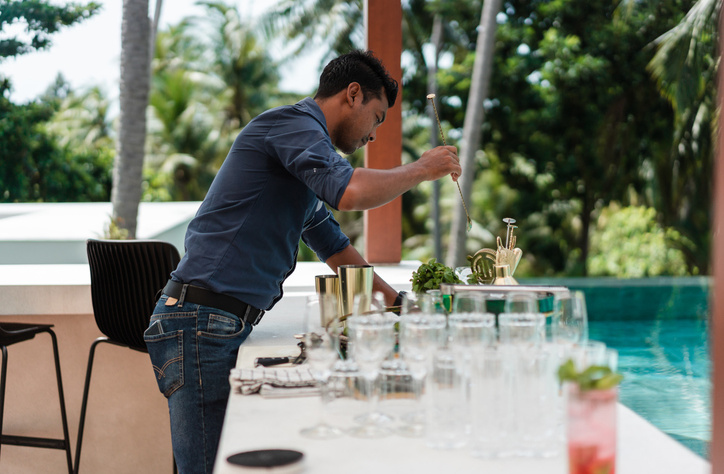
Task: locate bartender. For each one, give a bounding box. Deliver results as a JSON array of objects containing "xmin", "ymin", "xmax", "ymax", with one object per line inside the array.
[{"xmin": 143, "ymin": 49, "xmax": 461, "ymax": 474}]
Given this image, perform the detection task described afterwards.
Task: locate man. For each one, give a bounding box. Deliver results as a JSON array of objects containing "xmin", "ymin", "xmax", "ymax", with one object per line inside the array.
[{"xmin": 144, "ymin": 50, "xmax": 461, "ymax": 473}]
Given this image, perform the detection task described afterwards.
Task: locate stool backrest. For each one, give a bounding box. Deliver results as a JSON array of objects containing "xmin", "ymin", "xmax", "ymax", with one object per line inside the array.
[{"xmin": 86, "ymin": 239, "xmax": 181, "ymax": 351}]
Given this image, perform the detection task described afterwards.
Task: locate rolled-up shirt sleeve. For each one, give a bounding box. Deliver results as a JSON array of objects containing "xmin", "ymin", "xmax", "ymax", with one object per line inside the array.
[
  {"xmin": 264, "ymin": 103, "xmax": 354, "ymax": 210},
  {"xmin": 301, "ymin": 200, "xmax": 350, "ymax": 262}
]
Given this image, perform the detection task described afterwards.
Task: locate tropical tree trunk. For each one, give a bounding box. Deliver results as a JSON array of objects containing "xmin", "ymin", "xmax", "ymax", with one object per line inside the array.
[
  {"xmin": 111, "ymin": 0, "xmax": 151, "ymax": 238},
  {"xmin": 150, "ymin": 0, "xmax": 163, "ymax": 60},
  {"xmin": 446, "ymin": 0, "xmax": 502, "ymax": 267}
]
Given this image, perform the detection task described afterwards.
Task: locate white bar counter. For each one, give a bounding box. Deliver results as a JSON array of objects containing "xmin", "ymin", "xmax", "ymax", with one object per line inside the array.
[{"xmin": 214, "ymin": 263, "xmax": 711, "ymax": 474}]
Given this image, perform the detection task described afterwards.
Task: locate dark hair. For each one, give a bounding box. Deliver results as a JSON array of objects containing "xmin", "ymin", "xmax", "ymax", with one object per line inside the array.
[{"xmin": 315, "ymin": 50, "xmax": 398, "ymax": 108}]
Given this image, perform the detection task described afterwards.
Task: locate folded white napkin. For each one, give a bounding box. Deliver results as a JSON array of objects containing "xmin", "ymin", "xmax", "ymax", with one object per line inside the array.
[{"xmin": 230, "ymin": 367, "xmax": 319, "ymax": 398}]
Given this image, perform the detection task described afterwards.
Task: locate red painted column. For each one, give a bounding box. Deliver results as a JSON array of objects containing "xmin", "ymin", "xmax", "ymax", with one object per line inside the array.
[
  {"xmin": 710, "ymin": 11, "xmax": 724, "ymax": 474},
  {"xmin": 363, "ymin": 0, "xmax": 403, "ymax": 264}
]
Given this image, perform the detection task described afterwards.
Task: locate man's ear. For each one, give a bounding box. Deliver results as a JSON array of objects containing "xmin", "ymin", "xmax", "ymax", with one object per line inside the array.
[{"xmin": 346, "ymin": 82, "xmax": 361, "ymax": 106}]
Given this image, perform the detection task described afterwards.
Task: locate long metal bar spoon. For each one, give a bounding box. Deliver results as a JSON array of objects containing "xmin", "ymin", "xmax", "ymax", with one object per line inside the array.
[{"xmin": 427, "ymin": 93, "xmax": 473, "ymax": 232}]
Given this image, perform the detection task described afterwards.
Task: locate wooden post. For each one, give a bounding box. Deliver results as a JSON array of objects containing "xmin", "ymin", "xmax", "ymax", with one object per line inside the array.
[{"xmin": 363, "ymin": 0, "xmax": 402, "ymax": 264}]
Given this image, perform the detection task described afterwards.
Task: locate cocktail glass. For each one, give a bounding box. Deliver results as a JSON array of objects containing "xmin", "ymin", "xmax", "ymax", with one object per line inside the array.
[{"xmin": 566, "ymin": 384, "xmax": 617, "ymax": 474}]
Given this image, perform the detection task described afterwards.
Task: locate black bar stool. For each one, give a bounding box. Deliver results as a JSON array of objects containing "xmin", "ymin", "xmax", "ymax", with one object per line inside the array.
[
  {"xmin": 76, "ymin": 239, "xmax": 180, "ymax": 473},
  {"xmin": 0, "ymin": 323, "xmax": 73, "ymax": 473}
]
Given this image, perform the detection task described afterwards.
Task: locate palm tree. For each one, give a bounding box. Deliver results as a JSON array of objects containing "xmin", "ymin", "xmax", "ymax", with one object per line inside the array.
[
  {"xmin": 646, "ymin": 0, "xmax": 720, "ymax": 272},
  {"xmin": 145, "ymin": 22, "xmax": 225, "ymax": 201},
  {"xmin": 195, "ymin": 1, "xmax": 281, "ymax": 133},
  {"xmin": 262, "ymin": 0, "xmax": 364, "ymax": 63},
  {"xmin": 45, "ymin": 85, "xmax": 113, "ymax": 152},
  {"xmin": 143, "ymin": 3, "xmax": 283, "ymax": 201},
  {"xmin": 112, "ymin": 0, "xmax": 153, "ymax": 238}
]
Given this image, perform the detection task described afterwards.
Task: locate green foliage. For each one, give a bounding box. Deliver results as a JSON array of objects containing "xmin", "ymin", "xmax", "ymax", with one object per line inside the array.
[
  {"xmin": 425, "ymin": 0, "xmax": 706, "ymax": 276},
  {"xmin": 0, "ymin": 0, "xmax": 101, "ymax": 59},
  {"xmin": 644, "ymin": 0, "xmax": 719, "ymax": 274},
  {"xmin": 0, "ymin": 1, "xmax": 106, "ymax": 203},
  {"xmin": 104, "ymin": 217, "xmax": 130, "ymax": 240},
  {"xmin": 588, "ymin": 204, "xmax": 690, "ymax": 277},
  {"xmin": 0, "ymin": 0, "xmax": 715, "ymax": 281},
  {"xmin": 261, "ymin": 0, "xmax": 715, "ymax": 277},
  {"xmin": 261, "ymin": 0, "xmax": 364, "ymax": 61},
  {"xmin": 558, "ymin": 358, "xmax": 623, "ymax": 391},
  {"xmin": 0, "ymin": 80, "xmax": 113, "ymax": 202},
  {"xmin": 144, "ymin": 3, "xmax": 283, "ymax": 202},
  {"xmin": 410, "ymin": 258, "xmax": 461, "ymax": 293}
]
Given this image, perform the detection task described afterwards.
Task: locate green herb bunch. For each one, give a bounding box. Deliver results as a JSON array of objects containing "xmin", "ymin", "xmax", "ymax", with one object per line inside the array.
[
  {"xmin": 557, "ymin": 359, "xmax": 623, "ymax": 391},
  {"xmin": 410, "ymin": 258, "xmax": 462, "ymax": 293}
]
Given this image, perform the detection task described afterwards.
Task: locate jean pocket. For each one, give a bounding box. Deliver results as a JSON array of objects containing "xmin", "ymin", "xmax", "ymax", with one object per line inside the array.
[
  {"xmin": 205, "ymin": 313, "xmax": 240, "ymax": 336},
  {"xmin": 144, "ymin": 320, "xmax": 184, "ymax": 398}
]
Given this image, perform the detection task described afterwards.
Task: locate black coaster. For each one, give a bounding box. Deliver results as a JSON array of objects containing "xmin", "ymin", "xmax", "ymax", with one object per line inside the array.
[{"xmin": 227, "ymin": 449, "xmax": 304, "ymax": 470}]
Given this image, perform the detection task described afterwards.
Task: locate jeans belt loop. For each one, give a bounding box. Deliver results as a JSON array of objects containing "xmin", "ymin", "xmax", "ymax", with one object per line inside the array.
[{"xmin": 178, "ymin": 284, "xmax": 189, "ymax": 307}]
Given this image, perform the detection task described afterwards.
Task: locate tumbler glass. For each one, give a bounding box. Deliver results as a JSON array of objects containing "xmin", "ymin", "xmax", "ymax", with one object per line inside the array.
[
  {"xmin": 346, "ymin": 292, "xmax": 397, "ymax": 438},
  {"xmin": 514, "ymin": 344, "xmax": 563, "ymax": 457},
  {"xmin": 299, "ymin": 294, "xmax": 344, "ymax": 439},
  {"xmin": 397, "ymin": 310, "xmax": 447, "ymax": 436},
  {"xmin": 421, "ymin": 289, "xmax": 446, "ymax": 314},
  {"xmin": 498, "ymin": 312, "xmax": 546, "ymax": 346},
  {"xmin": 448, "ymin": 310, "xmax": 497, "ymax": 433},
  {"xmin": 504, "ymin": 291, "xmax": 538, "ymax": 313},
  {"xmin": 470, "ymin": 346, "xmax": 512, "ymax": 458},
  {"xmin": 426, "ymin": 347, "xmax": 467, "ymax": 449},
  {"xmin": 552, "ymin": 291, "xmax": 589, "ymax": 346},
  {"xmin": 452, "ymin": 291, "xmax": 486, "ymax": 314}
]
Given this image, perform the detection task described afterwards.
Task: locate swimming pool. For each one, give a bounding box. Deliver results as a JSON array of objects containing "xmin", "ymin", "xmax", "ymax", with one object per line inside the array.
[
  {"xmin": 525, "ymin": 277, "xmax": 713, "ymax": 459},
  {"xmin": 589, "ymin": 315, "xmax": 710, "ymax": 458}
]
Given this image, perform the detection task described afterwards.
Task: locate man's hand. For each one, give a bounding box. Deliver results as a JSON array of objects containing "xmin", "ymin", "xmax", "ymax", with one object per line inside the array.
[
  {"xmin": 325, "ymin": 245, "xmax": 399, "ymax": 306},
  {"xmin": 414, "ymin": 145, "xmax": 461, "ymax": 182}
]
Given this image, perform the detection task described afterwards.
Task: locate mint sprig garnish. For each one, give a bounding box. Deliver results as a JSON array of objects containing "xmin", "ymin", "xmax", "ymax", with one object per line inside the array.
[{"xmin": 557, "ymin": 358, "xmax": 623, "ymax": 391}]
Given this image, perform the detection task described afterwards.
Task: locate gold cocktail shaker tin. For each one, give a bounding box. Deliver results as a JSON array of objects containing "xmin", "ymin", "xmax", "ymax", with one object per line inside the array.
[
  {"xmin": 338, "ymin": 264, "xmax": 374, "ymax": 317},
  {"xmin": 315, "ymin": 274, "xmax": 342, "ymax": 326}
]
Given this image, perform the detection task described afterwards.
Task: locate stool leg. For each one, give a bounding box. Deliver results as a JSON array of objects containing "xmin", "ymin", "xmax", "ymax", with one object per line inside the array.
[
  {"xmin": 74, "ymin": 337, "xmax": 107, "ymax": 474},
  {"xmin": 46, "ymin": 329, "xmax": 73, "ymax": 473},
  {"xmin": 0, "ymin": 345, "xmax": 7, "ymax": 460}
]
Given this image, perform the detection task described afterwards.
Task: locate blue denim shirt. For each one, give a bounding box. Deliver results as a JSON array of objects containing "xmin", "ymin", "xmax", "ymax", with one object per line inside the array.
[{"xmin": 172, "ymin": 98, "xmax": 354, "ymax": 310}]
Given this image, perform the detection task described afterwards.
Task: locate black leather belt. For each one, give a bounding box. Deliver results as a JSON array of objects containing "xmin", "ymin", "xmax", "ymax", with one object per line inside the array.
[{"xmin": 163, "ymin": 280, "xmax": 264, "ymax": 326}]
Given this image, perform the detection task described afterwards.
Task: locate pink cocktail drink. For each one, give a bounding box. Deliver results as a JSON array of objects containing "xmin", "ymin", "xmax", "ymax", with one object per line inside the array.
[{"xmin": 566, "ymin": 384, "xmax": 617, "ymax": 474}]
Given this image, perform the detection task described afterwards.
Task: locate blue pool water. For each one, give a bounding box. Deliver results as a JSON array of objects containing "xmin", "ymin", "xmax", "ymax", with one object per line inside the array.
[{"xmin": 589, "ymin": 317, "xmax": 710, "ymax": 458}]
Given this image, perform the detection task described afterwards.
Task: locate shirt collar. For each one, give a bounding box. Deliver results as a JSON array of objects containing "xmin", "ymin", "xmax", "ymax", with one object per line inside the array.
[{"xmin": 298, "ymin": 97, "xmax": 328, "ymax": 134}]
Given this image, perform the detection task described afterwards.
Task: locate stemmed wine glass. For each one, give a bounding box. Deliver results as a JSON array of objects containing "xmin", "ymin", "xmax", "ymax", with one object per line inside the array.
[
  {"xmin": 299, "ymin": 293, "xmax": 344, "ymax": 439},
  {"xmin": 347, "ymin": 291, "xmax": 397, "ymax": 438},
  {"xmin": 552, "ymin": 291, "xmax": 589, "ymax": 346}
]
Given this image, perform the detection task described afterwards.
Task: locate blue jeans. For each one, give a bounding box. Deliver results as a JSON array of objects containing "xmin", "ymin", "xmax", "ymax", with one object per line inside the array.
[{"xmin": 144, "ymin": 295, "xmax": 253, "ymax": 474}]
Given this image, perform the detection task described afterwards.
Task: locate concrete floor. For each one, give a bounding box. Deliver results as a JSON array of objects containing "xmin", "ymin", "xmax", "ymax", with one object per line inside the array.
[{"xmin": 0, "ymin": 313, "xmax": 173, "ymax": 474}]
